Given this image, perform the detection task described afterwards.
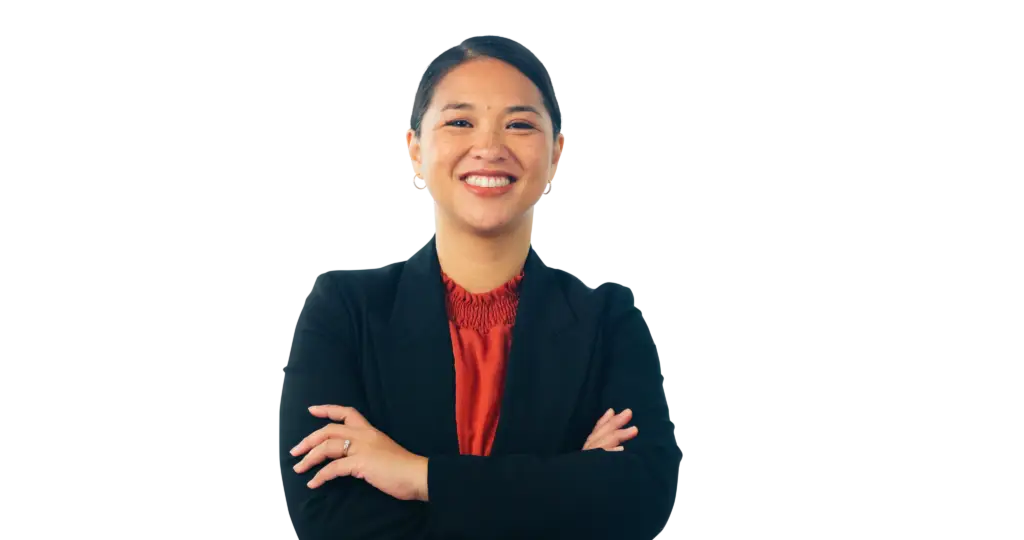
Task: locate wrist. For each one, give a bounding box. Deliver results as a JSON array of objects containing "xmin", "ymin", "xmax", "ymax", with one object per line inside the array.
[{"xmin": 415, "ymin": 455, "xmax": 430, "ymax": 502}]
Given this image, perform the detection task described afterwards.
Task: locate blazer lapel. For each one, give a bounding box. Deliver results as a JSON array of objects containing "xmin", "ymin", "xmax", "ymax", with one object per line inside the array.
[
  {"xmin": 378, "ymin": 236, "xmax": 592, "ymax": 457},
  {"xmin": 489, "ymin": 247, "xmax": 591, "ymax": 456},
  {"xmin": 378, "ymin": 236, "xmax": 460, "ymax": 455}
]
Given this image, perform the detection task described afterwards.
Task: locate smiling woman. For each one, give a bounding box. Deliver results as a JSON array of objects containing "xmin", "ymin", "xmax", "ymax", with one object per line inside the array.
[
  {"xmin": 279, "ymin": 35, "xmax": 682, "ymax": 540},
  {"xmin": 408, "ymin": 50, "xmax": 562, "ymax": 247}
]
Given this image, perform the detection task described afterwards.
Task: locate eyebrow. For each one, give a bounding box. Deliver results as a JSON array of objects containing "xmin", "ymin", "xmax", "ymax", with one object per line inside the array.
[{"xmin": 439, "ymin": 102, "xmax": 543, "ymax": 116}]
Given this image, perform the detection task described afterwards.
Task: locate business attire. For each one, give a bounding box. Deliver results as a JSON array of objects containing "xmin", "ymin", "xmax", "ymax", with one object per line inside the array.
[{"xmin": 279, "ymin": 236, "xmax": 682, "ymax": 540}]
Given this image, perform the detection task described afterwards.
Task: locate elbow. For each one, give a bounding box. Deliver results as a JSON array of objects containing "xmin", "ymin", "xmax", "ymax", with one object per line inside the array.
[
  {"xmin": 632, "ymin": 444, "xmax": 682, "ymax": 539},
  {"xmin": 582, "ymin": 443, "xmax": 681, "ymax": 539}
]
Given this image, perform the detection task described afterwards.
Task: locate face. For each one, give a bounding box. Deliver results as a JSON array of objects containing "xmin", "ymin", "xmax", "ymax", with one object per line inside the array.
[{"xmin": 407, "ymin": 57, "xmax": 564, "ymax": 236}]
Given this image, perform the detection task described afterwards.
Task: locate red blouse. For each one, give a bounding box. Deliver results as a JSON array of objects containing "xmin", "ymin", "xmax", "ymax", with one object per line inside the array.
[{"xmin": 442, "ymin": 269, "xmax": 525, "ymax": 457}]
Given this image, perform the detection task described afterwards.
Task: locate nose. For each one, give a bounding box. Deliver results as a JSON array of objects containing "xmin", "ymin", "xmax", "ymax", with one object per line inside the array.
[{"xmin": 470, "ymin": 124, "xmax": 508, "ymax": 161}]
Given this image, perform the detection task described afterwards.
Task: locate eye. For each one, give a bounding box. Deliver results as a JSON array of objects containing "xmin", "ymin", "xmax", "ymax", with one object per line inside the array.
[{"xmin": 443, "ymin": 119, "xmax": 535, "ymax": 130}]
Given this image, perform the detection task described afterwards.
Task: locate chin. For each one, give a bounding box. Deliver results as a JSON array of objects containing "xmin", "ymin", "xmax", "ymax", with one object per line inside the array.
[
  {"xmin": 466, "ymin": 221, "xmax": 513, "ymax": 237},
  {"xmin": 460, "ymin": 214, "xmax": 518, "ymax": 236}
]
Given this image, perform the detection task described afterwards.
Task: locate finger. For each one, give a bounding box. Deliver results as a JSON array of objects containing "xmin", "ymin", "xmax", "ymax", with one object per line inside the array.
[
  {"xmin": 607, "ymin": 446, "xmax": 624, "ymax": 452},
  {"xmin": 585, "ymin": 409, "xmax": 632, "ymax": 447},
  {"xmin": 290, "ymin": 423, "xmax": 353, "ymax": 456},
  {"xmin": 308, "ymin": 456, "xmax": 357, "ymax": 489},
  {"xmin": 309, "ymin": 405, "xmax": 370, "ymax": 428},
  {"xmin": 294, "ymin": 438, "xmax": 351, "ymax": 474},
  {"xmin": 290, "ymin": 423, "xmax": 355, "ymax": 456},
  {"xmin": 585, "ymin": 436, "xmax": 623, "ymax": 451},
  {"xmin": 614, "ymin": 425, "xmax": 639, "ymax": 443},
  {"xmin": 583, "ymin": 410, "xmax": 614, "ymax": 448},
  {"xmin": 593, "ymin": 408, "xmax": 615, "ymax": 431},
  {"xmin": 588, "ymin": 426, "xmax": 639, "ymax": 451}
]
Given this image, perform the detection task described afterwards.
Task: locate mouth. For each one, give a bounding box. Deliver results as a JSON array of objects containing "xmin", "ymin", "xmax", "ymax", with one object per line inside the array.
[{"xmin": 459, "ymin": 172, "xmax": 518, "ymax": 188}]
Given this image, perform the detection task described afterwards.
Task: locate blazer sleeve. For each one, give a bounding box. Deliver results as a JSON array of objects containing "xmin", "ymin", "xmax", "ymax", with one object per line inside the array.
[
  {"xmin": 279, "ymin": 273, "xmax": 432, "ymax": 540},
  {"xmin": 425, "ymin": 285, "xmax": 683, "ymax": 540}
]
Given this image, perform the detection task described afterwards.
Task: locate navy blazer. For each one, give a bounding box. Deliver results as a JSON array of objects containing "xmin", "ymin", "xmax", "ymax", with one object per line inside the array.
[{"xmin": 279, "ymin": 236, "xmax": 682, "ymax": 540}]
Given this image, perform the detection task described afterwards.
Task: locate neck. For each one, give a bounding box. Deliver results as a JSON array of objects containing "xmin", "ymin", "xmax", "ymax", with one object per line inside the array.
[{"xmin": 434, "ymin": 210, "xmax": 533, "ymax": 294}]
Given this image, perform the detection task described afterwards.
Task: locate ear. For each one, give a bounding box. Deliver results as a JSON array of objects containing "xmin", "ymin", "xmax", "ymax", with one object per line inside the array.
[
  {"xmin": 407, "ymin": 129, "xmax": 422, "ymax": 177},
  {"xmin": 549, "ymin": 132, "xmax": 565, "ymax": 179}
]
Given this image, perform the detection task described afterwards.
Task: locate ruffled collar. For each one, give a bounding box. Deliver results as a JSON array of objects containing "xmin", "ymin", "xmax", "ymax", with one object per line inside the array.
[{"xmin": 441, "ymin": 269, "xmax": 524, "ymax": 331}]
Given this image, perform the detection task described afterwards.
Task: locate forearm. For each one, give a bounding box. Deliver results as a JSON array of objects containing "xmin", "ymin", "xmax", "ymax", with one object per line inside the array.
[
  {"xmin": 280, "ymin": 470, "xmax": 431, "ymax": 540},
  {"xmin": 426, "ymin": 444, "xmax": 681, "ymax": 540},
  {"xmin": 281, "ymin": 273, "xmax": 436, "ymax": 539}
]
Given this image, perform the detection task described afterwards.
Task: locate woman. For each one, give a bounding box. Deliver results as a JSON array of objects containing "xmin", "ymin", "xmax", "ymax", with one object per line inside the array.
[{"xmin": 279, "ymin": 35, "xmax": 682, "ymax": 540}]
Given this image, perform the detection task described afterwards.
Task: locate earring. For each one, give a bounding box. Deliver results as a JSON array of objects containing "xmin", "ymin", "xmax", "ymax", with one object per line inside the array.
[
  {"xmin": 543, "ymin": 181, "xmax": 552, "ymax": 195},
  {"xmin": 413, "ymin": 173, "xmax": 426, "ymax": 190}
]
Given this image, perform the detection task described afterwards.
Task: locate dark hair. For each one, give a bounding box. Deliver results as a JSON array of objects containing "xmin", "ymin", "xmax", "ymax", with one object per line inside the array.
[{"xmin": 410, "ymin": 36, "xmax": 561, "ymax": 141}]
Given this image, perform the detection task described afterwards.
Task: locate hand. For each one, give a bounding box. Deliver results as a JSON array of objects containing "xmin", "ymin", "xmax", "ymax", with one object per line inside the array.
[
  {"xmin": 290, "ymin": 405, "xmax": 430, "ymax": 502},
  {"xmin": 582, "ymin": 408, "xmax": 638, "ymax": 451}
]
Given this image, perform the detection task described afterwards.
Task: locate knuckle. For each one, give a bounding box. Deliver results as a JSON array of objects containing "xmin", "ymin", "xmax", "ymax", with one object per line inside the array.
[{"xmin": 320, "ymin": 439, "xmax": 334, "ymax": 454}]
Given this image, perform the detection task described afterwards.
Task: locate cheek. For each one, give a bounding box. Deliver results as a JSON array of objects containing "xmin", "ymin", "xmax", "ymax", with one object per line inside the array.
[
  {"xmin": 518, "ymin": 142, "xmax": 552, "ymax": 176},
  {"xmin": 425, "ymin": 139, "xmax": 460, "ymax": 171}
]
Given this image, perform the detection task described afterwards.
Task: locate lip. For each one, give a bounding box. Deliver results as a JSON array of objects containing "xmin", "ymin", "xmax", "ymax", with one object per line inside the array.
[
  {"xmin": 462, "ymin": 180, "xmax": 516, "ymax": 197},
  {"xmin": 458, "ymin": 170, "xmax": 519, "ymax": 198}
]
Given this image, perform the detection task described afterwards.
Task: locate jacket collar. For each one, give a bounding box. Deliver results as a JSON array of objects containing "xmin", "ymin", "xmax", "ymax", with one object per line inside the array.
[{"xmin": 380, "ymin": 235, "xmax": 587, "ymax": 456}]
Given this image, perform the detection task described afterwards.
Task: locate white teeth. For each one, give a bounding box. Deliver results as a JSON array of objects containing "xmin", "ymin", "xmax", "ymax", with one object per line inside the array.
[{"xmin": 465, "ymin": 175, "xmax": 511, "ymax": 188}]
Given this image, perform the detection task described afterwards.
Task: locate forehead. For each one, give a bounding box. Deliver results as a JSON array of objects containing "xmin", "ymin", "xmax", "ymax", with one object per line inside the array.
[{"xmin": 430, "ymin": 57, "xmax": 545, "ymax": 111}]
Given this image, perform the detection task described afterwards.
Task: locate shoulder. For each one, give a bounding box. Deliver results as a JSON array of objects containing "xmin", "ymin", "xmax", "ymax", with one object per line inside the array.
[
  {"xmin": 548, "ymin": 267, "xmax": 656, "ymax": 364},
  {"xmin": 303, "ymin": 260, "xmax": 407, "ymax": 314},
  {"xmin": 547, "ymin": 266, "xmax": 639, "ymax": 325},
  {"xmin": 314, "ymin": 262, "xmax": 403, "ymax": 295}
]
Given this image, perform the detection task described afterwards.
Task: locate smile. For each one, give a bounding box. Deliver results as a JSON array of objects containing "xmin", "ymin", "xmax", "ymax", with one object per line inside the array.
[
  {"xmin": 463, "ymin": 175, "xmax": 514, "ymax": 188},
  {"xmin": 459, "ymin": 174, "xmax": 518, "ymax": 197}
]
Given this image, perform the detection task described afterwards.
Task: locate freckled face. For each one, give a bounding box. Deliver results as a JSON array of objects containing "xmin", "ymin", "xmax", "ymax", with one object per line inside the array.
[{"xmin": 408, "ymin": 57, "xmax": 563, "ymax": 236}]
